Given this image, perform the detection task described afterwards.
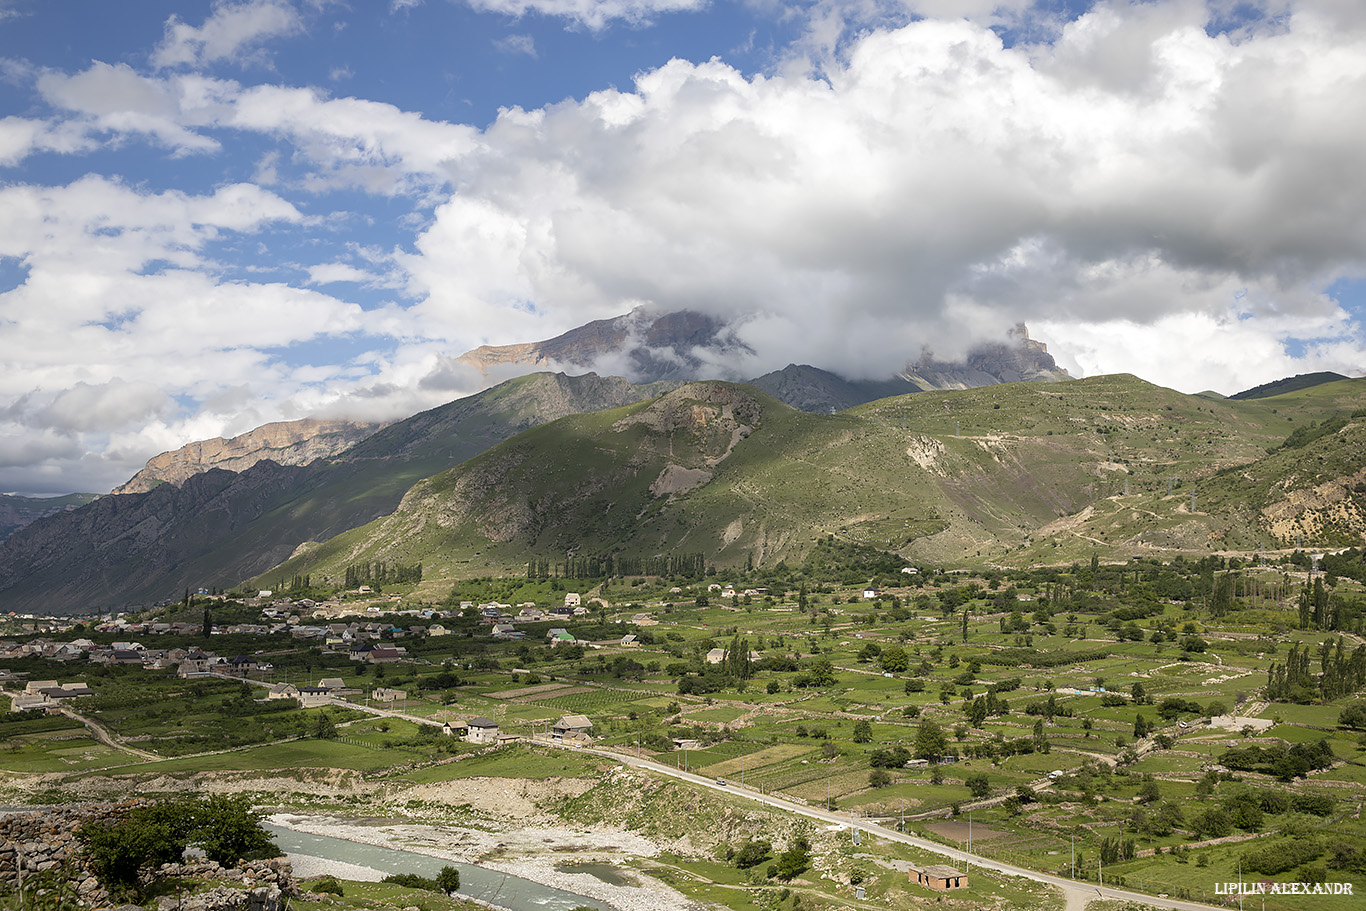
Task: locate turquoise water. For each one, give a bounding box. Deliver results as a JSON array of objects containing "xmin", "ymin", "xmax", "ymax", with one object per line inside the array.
[{"xmin": 266, "ymin": 823, "xmax": 613, "ymax": 911}]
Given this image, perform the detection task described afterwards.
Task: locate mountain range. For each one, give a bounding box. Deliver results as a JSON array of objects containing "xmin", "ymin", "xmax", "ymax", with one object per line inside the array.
[
  {"xmin": 0, "ymin": 373, "xmax": 677, "ymax": 612},
  {"xmin": 261, "ymin": 373, "xmax": 1366, "ymax": 603},
  {"xmin": 0, "ymin": 311, "xmax": 1359, "ymax": 615}
]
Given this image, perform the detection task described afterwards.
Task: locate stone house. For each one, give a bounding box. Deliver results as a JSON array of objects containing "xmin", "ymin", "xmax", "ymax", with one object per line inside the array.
[{"xmin": 909, "ymin": 865, "xmax": 968, "ymax": 891}]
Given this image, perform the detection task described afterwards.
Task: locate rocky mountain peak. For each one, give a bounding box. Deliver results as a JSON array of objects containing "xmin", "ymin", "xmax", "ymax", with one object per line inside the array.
[{"xmin": 113, "ymin": 418, "xmax": 381, "ymax": 495}]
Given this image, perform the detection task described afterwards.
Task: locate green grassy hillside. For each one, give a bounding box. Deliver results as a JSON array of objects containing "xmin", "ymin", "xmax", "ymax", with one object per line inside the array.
[{"xmin": 265, "ymin": 374, "xmax": 1366, "ymax": 588}]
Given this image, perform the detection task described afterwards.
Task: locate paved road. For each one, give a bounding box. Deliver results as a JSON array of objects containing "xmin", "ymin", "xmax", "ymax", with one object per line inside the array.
[
  {"xmin": 550, "ymin": 741, "xmax": 1234, "ymax": 911},
  {"xmin": 219, "ymin": 676, "xmax": 1230, "ymax": 911}
]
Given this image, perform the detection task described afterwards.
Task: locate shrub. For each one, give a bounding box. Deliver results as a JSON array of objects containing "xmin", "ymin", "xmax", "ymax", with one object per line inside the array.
[
  {"xmin": 1243, "ymin": 839, "xmax": 1324, "ymax": 876},
  {"xmin": 308, "ymin": 876, "xmax": 345, "ymax": 896},
  {"xmin": 734, "ymin": 840, "xmax": 772, "ymax": 869}
]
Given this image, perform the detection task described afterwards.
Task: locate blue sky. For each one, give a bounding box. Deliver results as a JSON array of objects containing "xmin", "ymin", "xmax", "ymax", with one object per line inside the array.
[{"xmin": 2, "ymin": 0, "xmax": 1366, "ymax": 496}]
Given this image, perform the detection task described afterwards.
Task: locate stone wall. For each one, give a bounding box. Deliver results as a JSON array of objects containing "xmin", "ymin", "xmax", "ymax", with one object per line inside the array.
[
  {"xmin": 0, "ymin": 803, "xmax": 295, "ymax": 910},
  {"xmin": 0, "ymin": 801, "xmax": 129, "ymax": 905}
]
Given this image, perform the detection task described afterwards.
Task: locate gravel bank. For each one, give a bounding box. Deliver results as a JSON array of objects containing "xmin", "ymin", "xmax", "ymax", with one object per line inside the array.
[{"xmin": 268, "ymin": 814, "xmax": 708, "ymax": 911}]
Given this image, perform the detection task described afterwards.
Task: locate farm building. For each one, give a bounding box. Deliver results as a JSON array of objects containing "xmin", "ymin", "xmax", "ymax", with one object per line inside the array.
[{"xmin": 909, "ymin": 865, "xmax": 968, "ymax": 891}]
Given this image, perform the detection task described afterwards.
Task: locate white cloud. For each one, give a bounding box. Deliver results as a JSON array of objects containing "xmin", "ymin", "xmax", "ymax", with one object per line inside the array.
[
  {"xmin": 152, "ymin": 0, "xmax": 304, "ymax": 70},
  {"xmin": 392, "ymin": 4, "xmax": 1366, "ymax": 387},
  {"xmin": 36, "ymin": 61, "xmax": 221, "ymax": 155},
  {"xmin": 7, "ymin": 0, "xmax": 1366, "ymax": 495},
  {"xmin": 0, "ymin": 175, "xmax": 395, "ymax": 493},
  {"xmin": 31, "ymin": 380, "xmax": 173, "ymax": 434},
  {"xmin": 305, "ymin": 262, "xmax": 383, "ymax": 285},
  {"xmin": 1036, "ymin": 306, "xmax": 1366, "ymax": 395},
  {"xmin": 0, "ymin": 115, "xmax": 100, "ymax": 165},
  {"xmin": 466, "ymin": 0, "xmax": 708, "ymax": 30},
  {"xmin": 224, "ymin": 84, "xmax": 479, "ymax": 190},
  {"xmin": 29, "ymin": 63, "xmax": 478, "ymax": 192},
  {"xmin": 495, "ymin": 34, "xmax": 539, "ymax": 57}
]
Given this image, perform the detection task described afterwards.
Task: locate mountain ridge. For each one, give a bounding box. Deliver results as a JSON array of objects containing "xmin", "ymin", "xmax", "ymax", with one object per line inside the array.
[
  {"xmin": 113, "ymin": 418, "xmax": 382, "ymax": 495},
  {"xmin": 457, "ymin": 308, "xmax": 1069, "ymax": 396},
  {"xmin": 264, "ymin": 374, "xmax": 1366, "ymax": 597},
  {"xmin": 0, "ymin": 492, "xmax": 99, "ymax": 541},
  {"xmin": 0, "ymin": 373, "xmax": 680, "ymax": 613}
]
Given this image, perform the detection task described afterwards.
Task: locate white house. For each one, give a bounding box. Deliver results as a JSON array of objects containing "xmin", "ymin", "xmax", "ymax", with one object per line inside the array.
[{"xmin": 466, "ymin": 717, "xmax": 499, "ymax": 744}]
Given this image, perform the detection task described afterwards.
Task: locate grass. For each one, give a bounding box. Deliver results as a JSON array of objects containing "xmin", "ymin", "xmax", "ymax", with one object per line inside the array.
[
  {"xmin": 88, "ymin": 737, "xmax": 430, "ymax": 775},
  {"xmin": 0, "ymin": 731, "xmax": 122, "ymax": 773},
  {"xmin": 398, "ymin": 744, "xmax": 613, "ymax": 783},
  {"xmin": 291, "ymin": 879, "xmax": 488, "ymax": 911}
]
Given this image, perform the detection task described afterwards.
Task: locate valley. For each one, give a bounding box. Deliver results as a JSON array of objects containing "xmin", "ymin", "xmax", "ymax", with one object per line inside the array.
[{"xmin": 3, "ymin": 548, "xmax": 1365, "ymax": 911}]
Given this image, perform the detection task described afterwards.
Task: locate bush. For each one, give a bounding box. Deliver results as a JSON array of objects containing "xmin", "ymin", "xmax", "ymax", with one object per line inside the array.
[
  {"xmin": 382, "ymin": 866, "xmax": 460, "ymax": 894},
  {"xmin": 436, "ymin": 865, "xmax": 461, "ymax": 893},
  {"xmin": 770, "ymin": 836, "xmax": 811, "ymax": 881},
  {"xmin": 308, "ymin": 876, "xmax": 345, "ymax": 896},
  {"xmin": 734, "ymin": 840, "xmax": 772, "ymax": 869},
  {"xmin": 1191, "ymin": 807, "xmax": 1233, "ymax": 839},
  {"xmin": 1243, "ymin": 839, "xmax": 1324, "ymax": 876},
  {"xmin": 1291, "ymin": 793, "xmax": 1337, "ymax": 816},
  {"xmin": 77, "ymin": 795, "xmax": 278, "ymax": 900}
]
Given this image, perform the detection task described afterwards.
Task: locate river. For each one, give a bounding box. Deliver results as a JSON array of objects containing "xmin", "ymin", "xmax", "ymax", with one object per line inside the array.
[{"xmin": 265, "ymin": 822, "xmax": 614, "ymax": 911}]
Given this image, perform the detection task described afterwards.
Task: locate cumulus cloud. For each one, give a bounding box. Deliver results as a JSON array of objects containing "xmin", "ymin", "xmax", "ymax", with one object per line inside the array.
[
  {"xmin": 152, "ymin": 0, "xmax": 304, "ymax": 70},
  {"xmin": 29, "ymin": 64, "xmax": 478, "ymax": 190},
  {"xmin": 37, "ymin": 61, "xmax": 222, "ymax": 155},
  {"xmin": 305, "ymin": 262, "xmax": 383, "ymax": 285},
  {"xmin": 0, "ymin": 116, "xmax": 99, "ymax": 165},
  {"xmin": 0, "ymin": 175, "xmax": 397, "ymax": 494},
  {"xmin": 7, "ymin": 0, "xmax": 1366, "ymax": 496},
  {"xmin": 223, "ymin": 84, "xmax": 479, "ymax": 191},
  {"xmin": 394, "ymin": 3, "xmax": 1366, "ymax": 384},
  {"xmin": 29, "ymin": 380, "xmax": 173, "ymax": 434}
]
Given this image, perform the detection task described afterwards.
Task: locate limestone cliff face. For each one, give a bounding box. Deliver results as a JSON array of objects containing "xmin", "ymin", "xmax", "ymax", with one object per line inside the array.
[
  {"xmin": 459, "ymin": 309, "xmax": 1068, "ymax": 410},
  {"xmin": 458, "ymin": 309, "xmax": 743, "ymax": 383},
  {"xmin": 904, "ymin": 328, "xmax": 1069, "ymax": 391},
  {"xmin": 113, "ymin": 419, "xmax": 381, "ymax": 494}
]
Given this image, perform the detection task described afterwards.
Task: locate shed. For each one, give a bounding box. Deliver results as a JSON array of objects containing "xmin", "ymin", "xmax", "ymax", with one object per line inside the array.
[{"xmin": 910, "ymin": 865, "xmax": 968, "ymax": 891}]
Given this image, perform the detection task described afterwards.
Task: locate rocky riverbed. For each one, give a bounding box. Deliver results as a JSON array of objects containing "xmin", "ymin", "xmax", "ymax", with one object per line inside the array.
[{"xmin": 269, "ymin": 812, "xmax": 709, "ymax": 911}]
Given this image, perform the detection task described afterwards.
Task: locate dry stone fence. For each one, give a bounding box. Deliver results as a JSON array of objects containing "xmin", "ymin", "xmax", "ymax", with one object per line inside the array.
[{"xmin": 0, "ymin": 802, "xmax": 296, "ymax": 910}]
